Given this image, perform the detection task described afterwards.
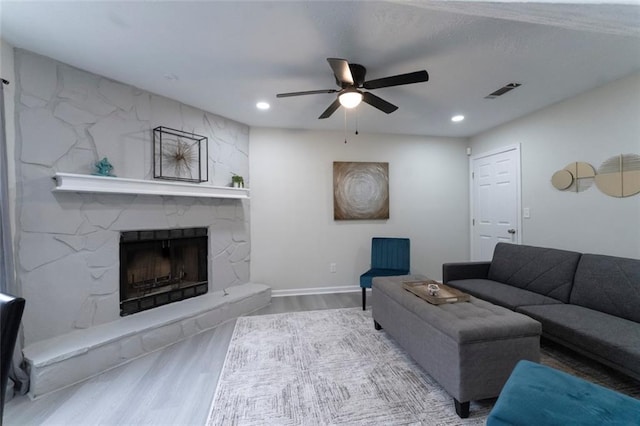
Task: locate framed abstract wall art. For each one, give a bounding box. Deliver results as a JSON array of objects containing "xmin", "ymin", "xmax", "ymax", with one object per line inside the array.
[{"xmin": 333, "ymin": 161, "xmax": 389, "ymax": 220}]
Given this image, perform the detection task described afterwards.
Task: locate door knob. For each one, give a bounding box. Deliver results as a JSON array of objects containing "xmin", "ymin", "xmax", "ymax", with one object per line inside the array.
[{"xmin": 508, "ymin": 229, "xmax": 516, "ymax": 234}]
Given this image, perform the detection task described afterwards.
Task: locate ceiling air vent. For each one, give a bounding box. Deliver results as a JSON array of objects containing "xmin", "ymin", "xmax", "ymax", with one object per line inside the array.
[{"xmin": 485, "ymin": 83, "xmax": 522, "ymax": 99}]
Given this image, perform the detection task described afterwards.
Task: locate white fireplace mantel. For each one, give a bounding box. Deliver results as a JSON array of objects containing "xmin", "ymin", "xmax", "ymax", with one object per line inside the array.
[{"xmin": 52, "ymin": 173, "xmax": 250, "ymax": 199}]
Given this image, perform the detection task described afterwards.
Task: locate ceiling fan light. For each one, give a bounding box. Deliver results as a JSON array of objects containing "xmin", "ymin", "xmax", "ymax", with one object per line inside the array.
[{"xmin": 339, "ymin": 90, "xmax": 363, "ymax": 108}]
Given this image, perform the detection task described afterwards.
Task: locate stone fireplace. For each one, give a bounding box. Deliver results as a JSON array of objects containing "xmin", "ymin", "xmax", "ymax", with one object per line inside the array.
[
  {"xmin": 12, "ymin": 49, "xmax": 256, "ymax": 346},
  {"xmin": 120, "ymin": 227, "xmax": 208, "ymax": 316},
  {"xmin": 11, "ymin": 50, "xmax": 271, "ymax": 399}
]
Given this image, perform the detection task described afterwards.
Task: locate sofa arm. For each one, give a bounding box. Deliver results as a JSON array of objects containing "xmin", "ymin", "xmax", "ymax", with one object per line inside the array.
[{"xmin": 442, "ymin": 262, "xmax": 491, "ymax": 283}]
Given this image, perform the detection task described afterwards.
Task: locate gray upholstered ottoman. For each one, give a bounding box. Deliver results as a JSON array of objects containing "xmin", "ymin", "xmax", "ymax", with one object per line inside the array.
[{"xmin": 372, "ymin": 274, "xmax": 541, "ymax": 418}]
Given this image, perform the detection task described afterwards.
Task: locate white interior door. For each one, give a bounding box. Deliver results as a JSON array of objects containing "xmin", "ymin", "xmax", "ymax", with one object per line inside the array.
[{"xmin": 471, "ymin": 145, "xmax": 521, "ymax": 261}]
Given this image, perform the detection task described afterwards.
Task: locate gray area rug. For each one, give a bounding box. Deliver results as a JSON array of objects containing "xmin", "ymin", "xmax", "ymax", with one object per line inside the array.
[{"xmin": 207, "ymin": 308, "xmax": 639, "ymax": 425}]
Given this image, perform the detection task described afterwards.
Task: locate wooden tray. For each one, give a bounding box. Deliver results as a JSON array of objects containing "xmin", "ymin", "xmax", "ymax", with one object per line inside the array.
[{"xmin": 402, "ymin": 280, "xmax": 470, "ymax": 305}]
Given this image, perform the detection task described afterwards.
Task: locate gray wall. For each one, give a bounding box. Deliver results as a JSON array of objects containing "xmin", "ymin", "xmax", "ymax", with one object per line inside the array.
[
  {"xmin": 471, "ymin": 73, "xmax": 640, "ymax": 258},
  {"xmin": 12, "ymin": 49, "xmax": 251, "ymax": 345},
  {"xmin": 249, "ymin": 128, "xmax": 470, "ymax": 294}
]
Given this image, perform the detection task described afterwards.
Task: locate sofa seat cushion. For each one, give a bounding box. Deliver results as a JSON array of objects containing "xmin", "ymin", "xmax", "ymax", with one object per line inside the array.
[
  {"xmin": 488, "ymin": 243, "xmax": 581, "ymax": 303},
  {"xmin": 516, "ymin": 304, "xmax": 640, "ymax": 378},
  {"xmin": 570, "ymin": 254, "xmax": 640, "ymax": 323},
  {"xmin": 447, "ymin": 279, "xmax": 564, "ymax": 311},
  {"xmin": 373, "ymin": 276, "xmax": 541, "ymax": 344}
]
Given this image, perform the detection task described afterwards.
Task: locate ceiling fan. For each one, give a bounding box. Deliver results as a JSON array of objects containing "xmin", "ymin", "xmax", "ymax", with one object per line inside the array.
[{"xmin": 276, "ymin": 58, "xmax": 429, "ymax": 119}]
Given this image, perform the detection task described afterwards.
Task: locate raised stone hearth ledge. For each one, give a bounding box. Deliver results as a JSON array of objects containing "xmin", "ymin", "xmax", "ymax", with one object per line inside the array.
[
  {"xmin": 23, "ymin": 283, "xmax": 270, "ymax": 399},
  {"xmin": 53, "ymin": 172, "xmax": 250, "ymax": 199}
]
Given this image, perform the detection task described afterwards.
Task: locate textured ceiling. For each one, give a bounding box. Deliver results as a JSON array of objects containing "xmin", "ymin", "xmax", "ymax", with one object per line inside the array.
[{"xmin": 1, "ymin": 1, "xmax": 639, "ymax": 137}]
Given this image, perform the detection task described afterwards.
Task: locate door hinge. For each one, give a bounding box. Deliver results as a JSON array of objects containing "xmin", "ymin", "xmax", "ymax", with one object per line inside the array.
[
  {"xmin": 472, "ymin": 219, "xmax": 475, "ymax": 226},
  {"xmin": 472, "ymin": 172, "xmax": 474, "ymax": 179}
]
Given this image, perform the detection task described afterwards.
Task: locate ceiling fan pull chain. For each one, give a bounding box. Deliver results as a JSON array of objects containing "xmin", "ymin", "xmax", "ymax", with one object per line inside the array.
[
  {"xmin": 355, "ymin": 108, "xmax": 359, "ymax": 135},
  {"xmin": 344, "ymin": 108, "xmax": 348, "ymax": 143}
]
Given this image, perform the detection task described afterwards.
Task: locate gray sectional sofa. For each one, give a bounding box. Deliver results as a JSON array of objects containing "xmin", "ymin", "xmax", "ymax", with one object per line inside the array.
[{"xmin": 443, "ymin": 243, "xmax": 640, "ymax": 381}]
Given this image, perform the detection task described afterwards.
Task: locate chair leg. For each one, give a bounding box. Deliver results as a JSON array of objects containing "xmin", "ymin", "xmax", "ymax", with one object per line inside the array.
[{"xmin": 362, "ymin": 288, "xmax": 367, "ymax": 310}]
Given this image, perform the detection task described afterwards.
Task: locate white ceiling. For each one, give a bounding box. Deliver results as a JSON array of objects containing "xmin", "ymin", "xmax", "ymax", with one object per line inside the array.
[{"xmin": 1, "ymin": 1, "xmax": 639, "ymax": 138}]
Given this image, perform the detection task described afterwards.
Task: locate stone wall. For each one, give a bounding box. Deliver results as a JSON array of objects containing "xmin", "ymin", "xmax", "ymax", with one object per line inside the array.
[{"xmin": 13, "ymin": 49, "xmax": 250, "ymax": 346}]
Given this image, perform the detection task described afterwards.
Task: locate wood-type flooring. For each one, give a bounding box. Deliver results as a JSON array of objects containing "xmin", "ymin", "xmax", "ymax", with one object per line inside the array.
[{"xmin": 4, "ymin": 293, "xmax": 362, "ymax": 425}]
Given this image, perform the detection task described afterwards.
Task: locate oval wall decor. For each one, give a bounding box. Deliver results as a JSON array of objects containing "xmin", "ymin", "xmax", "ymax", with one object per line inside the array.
[
  {"xmin": 551, "ymin": 154, "xmax": 639, "ymax": 197},
  {"xmin": 551, "ymin": 162, "xmax": 595, "ymax": 192},
  {"xmin": 551, "ymin": 169, "xmax": 574, "ymax": 190},
  {"xmin": 595, "ymin": 154, "xmax": 640, "ymax": 198}
]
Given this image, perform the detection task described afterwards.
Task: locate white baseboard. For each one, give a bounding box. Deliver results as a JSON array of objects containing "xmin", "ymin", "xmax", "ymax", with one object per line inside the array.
[{"xmin": 271, "ymin": 285, "xmax": 361, "ymax": 297}]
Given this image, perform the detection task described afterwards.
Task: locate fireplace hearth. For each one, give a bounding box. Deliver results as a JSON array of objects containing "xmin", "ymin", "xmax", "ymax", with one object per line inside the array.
[{"xmin": 120, "ymin": 227, "xmax": 208, "ymax": 316}]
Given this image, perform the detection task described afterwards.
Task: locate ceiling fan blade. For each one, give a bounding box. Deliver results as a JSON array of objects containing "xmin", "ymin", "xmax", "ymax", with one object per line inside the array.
[
  {"xmin": 327, "ymin": 58, "xmax": 354, "ymax": 86},
  {"xmin": 363, "ymin": 70, "xmax": 429, "ymax": 90},
  {"xmin": 318, "ymin": 98, "xmax": 341, "ymax": 119},
  {"xmin": 362, "ymin": 92, "xmax": 398, "ymax": 114},
  {"xmin": 276, "ymin": 89, "xmax": 337, "ymax": 98}
]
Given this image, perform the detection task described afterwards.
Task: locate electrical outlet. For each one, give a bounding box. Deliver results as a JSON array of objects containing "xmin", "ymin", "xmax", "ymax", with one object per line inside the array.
[
  {"xmin": 330, "ymin": 263, "xmax": 337, "ymax": 273},
  {"xmin": 523, "ymin": 207, "xmax": 531, "ymax": 219}
]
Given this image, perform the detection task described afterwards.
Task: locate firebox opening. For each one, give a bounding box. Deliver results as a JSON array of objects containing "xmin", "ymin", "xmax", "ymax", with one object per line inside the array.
[{"xmin": 120, "ymin": 227, "xmax": 208, "ymax": 316}]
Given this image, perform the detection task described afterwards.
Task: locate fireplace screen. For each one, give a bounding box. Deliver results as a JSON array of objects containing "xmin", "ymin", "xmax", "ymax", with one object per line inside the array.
[{"xmin": 120, "ymin": 227, "xmax": 208, "ymax": 316}]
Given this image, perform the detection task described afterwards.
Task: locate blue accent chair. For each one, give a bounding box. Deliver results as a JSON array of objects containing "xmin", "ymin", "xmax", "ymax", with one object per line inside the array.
[
  {"xmin": 360, "ymin": 237, "xmax": 410, "ymax": 310},
  {"xmin": 487, "ymin": 360, "xmax": 640, "ymax": 425}
]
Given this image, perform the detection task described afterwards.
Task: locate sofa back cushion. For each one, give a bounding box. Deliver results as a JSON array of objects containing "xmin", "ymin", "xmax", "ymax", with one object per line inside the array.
[
  {"xmin": 570, "ymin": 254, "xmax": 640, "ymax": 323},
  {"xmin": 488, "ymin": 243, "xmax": 581, "ymax": 303}
]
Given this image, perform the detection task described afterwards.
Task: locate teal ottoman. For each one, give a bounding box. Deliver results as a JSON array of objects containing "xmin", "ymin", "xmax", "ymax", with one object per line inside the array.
[{"xmin": 487, "ymin": 360, "xmax": 640, "ymax": 425}]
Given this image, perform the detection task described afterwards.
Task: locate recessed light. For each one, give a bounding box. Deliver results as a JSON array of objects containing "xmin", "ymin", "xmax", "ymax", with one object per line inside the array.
[
  {"xmin": 256, "ymin": 102, "xmax": 270, "ymax": 110},
  {"xmin": 451, "ymin": 115, "xmax": 465, "ymax": 122}
]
